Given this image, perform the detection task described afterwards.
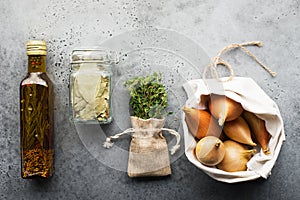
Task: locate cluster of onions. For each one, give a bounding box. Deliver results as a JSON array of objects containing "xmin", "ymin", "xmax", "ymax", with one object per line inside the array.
[{"xmin": 183, "ymin": 94, "xmax": 271, "ymax": 172}]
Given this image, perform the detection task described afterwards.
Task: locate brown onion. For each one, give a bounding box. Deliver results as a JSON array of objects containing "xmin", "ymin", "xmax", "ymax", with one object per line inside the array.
[
  {"xmin": 223, "ymin": 116, "xmax": 257, "ymax": 146},
  {"xmin": 195, "ymin": 136, "xmax": 225, "ymax": 166},
  {"xmin": 217, "ymin": 140, "xmax": 256, "ymax": 172},
  {"xmin": 243, "ymin": 111, "xmax": 271, "ymax": 154},
  {"xmin": 183, "ymin": 106, "xmax": 222, "ymax": 140},
  {"xmin": 208, "ymin": 94, "xmax": 243, "ymax": 126}
]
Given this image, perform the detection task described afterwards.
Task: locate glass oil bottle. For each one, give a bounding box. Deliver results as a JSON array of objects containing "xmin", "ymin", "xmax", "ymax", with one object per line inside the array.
[{"xmin": 20, "ymin": 40, "xmax": 54, "ymax": 178}]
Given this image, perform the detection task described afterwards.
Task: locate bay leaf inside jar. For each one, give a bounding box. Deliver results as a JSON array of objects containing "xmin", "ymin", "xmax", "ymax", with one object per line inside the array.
[
  {"xmin": 94, "ymin": 76, "xmax": 110, "ymax": 121},
  {"xmin": 73, "ymin": 63, "xmax": 110, "ymax": 121}
]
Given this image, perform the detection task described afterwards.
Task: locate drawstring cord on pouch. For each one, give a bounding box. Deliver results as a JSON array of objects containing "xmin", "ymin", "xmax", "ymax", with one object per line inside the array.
[
  {"xmin": 103, "ymin": 128, "xmax": 135, "ymax": 149},
  {"xmin": 202, "ymin": 41, "xmax": 277, "ymax": 82},
  {"xmin": 103, "ymin": 128, "xmax": 181, "ymax": 155}
]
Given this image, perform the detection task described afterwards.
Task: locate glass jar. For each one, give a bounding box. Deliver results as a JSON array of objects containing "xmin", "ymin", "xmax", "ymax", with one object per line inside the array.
[{"xmin": 69, "ymin": 49, "xmax": 117, "ymax": 124}]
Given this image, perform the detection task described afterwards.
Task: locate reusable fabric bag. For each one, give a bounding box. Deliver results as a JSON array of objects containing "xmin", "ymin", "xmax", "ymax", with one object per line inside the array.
[
  {"xmin": 183, "ymin": 41, "xmax": 285, "ymax": 183},
  {"xmin": 183, "ymin": 77, "xmax": 285, "ymax": 183},
  {"xmin": 104, "ymin": 116, "xmax": 180, "ymax": 177}
]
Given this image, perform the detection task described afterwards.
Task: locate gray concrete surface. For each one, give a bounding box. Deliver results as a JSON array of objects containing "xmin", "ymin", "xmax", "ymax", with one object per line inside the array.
[{"xmin": 0, "ymin": 0, "xmax": 299, "ymax": 199}]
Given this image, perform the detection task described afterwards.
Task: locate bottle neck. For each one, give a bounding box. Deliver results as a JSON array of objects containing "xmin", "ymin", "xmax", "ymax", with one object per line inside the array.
[{"xmin": 28, "ymin": 55, "xmax": 46, "ymax": 73}]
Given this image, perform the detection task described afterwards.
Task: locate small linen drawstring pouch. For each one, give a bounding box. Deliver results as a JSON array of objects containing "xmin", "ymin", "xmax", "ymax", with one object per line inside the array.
[{"xmin": 104, "ymin": 116, "xmax": 180, "ymax": 177}]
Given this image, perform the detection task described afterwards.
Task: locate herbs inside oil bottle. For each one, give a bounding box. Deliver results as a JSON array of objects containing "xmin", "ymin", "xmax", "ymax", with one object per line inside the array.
[{"xmin": 20, "ymin": 40, "xmax": 54, "ymax": 179}]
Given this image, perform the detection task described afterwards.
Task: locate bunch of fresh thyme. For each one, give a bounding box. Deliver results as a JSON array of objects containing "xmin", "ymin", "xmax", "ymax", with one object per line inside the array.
[{"xmin": 125, "ymin": 72, "xmax": 171, "ymax": 119}]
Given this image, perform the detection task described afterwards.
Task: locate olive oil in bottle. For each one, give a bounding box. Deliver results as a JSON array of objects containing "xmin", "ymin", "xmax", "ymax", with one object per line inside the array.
[{"xmin": 20, "ymin": 40, "xmax": 54, "ymax": 178}]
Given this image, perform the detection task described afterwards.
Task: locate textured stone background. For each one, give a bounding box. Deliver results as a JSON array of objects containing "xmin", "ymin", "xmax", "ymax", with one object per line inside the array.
[{"xmin": 0, "ymin": 0, "xmax": 299, "ymax": 199}]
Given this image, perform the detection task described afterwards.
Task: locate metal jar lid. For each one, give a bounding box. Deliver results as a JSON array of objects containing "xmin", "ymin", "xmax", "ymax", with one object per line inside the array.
[{"xmin": 27, "ymin": 40, "xmax": 47, "ymax": 55}]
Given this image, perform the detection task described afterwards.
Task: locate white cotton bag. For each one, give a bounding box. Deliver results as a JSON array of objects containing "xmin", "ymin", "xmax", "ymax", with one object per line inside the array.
[{"xmin": 182, "ymin": 77, "xmax": 285, "ymax": 183}]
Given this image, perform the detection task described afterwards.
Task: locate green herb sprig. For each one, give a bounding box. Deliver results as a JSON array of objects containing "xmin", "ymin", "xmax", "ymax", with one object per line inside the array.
[
  {"xmin": 125, "ymin": 72, "xmax": 171, "ymax": 119},
  {"xmin": 22, "ymin": 84, "xmax": 50, "ymax": 150}
]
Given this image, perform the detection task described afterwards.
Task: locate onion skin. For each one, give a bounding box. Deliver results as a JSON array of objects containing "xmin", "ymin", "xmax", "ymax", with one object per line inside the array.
[
  {"xmin": 183, "ymin": 106, "xmax": 222, "ymax": 140},
  {"xmin": 217, "ymin": 140, "xmax": 256, "ymax": 172},
  {"xmin": 195, "ymin": 136, "xmax": 225, "ymax": 166},
  {"xmin": 219, "ymin": 131, "xmax": 227, "ymax": 141},
  {"xmin": 208, "ymin": 94, "xmax": 243, "ymax": 126},
  {"xmin": 223, "ymin": 117, "xmax": 257, "ymax": 146},
  {"xmin": 243, "ymin": 111, "xmax": 271, "ymax": 155}
]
